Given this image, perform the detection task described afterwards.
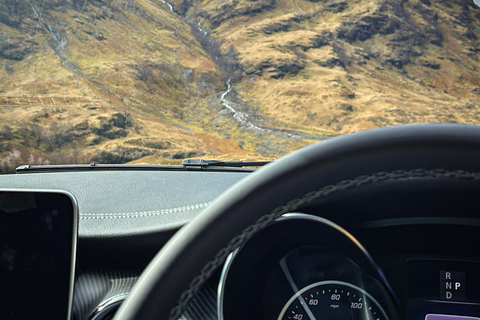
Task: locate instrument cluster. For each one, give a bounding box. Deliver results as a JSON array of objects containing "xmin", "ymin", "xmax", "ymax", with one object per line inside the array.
[{"xmin": 218, "ymin": 213, "xmax": 398, "ymax": 320}]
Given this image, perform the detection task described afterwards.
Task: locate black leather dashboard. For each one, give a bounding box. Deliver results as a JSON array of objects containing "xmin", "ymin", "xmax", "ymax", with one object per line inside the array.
[{"xmin": 0, "ymin": 171, "xmax": 249, "ymax": 239}]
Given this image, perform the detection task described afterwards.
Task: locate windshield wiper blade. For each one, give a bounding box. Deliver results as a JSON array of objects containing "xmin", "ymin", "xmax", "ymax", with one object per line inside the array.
[
  {"xmin": 15, "ymin": 160, "xmax": 269, "ymax": 174},
  {"xmin": 182, "ymin": 159, "xmax": 271, "ymax": 168},
  {"xmin": 16, "ymin": 163, "xmax": 186, "ymax": 173}
]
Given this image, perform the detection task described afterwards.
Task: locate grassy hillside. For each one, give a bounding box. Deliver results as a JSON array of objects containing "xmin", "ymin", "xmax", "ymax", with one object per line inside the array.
[
  {"xmin": 1, "ymin": 0, "xmax": 480, "ymax": 172},
  {"xmin": 177, "ymin": 0, "xmax": 480, "ymax": 133},
  {"xmin": 0, "ymin": 0, "xmax": 261, "ymax": 172}
]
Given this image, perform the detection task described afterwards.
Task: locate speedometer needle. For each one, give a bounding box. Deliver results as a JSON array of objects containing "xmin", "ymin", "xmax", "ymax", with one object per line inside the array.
[{"xmin": 279, "ymin": 258, "xmax": 317, "ymax": 320}]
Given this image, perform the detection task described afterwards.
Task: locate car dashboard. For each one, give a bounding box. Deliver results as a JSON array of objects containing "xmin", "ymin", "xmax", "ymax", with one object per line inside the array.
[{"xmin": 1, "ymin": 167, "xmax": 480, "ymax": 320}]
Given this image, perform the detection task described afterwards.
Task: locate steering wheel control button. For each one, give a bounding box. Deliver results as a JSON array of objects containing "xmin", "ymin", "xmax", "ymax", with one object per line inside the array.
[
  {"xmin": 425, "ymin": 315, "xmax": 480, "ymax": 320},
  {"xmin": 441, "ymin": 271, "xmax": 466, "ymax": 301}
]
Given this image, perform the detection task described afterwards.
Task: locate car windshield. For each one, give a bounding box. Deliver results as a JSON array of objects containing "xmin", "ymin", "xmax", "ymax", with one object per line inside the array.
[{"xmin": 1, "ymin": 0, "xmax": 479, "ymax": 173}]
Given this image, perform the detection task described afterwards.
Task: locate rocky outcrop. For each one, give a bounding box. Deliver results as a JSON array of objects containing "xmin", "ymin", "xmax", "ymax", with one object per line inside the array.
[
  {"xmin": 305, "ymin": 31, "xmax": 333, "ymax": 50},
  {"xmin": 337, "ymin": 10, "xmax": 401, "ymax": 43},
  {"xmin": 334, "ymin": 0, "xmax": 452, "ymax": 69},
  {"xmin": 269, "ymin": 58, "xmax": 305, "ymax": 78},
  {"xmin": 420, "ymin": 60, "xmax": 441, "ymax": 69},
  {"xmin": 0, "ymin": 41, "xmax": 33, "ymax": 61},
  {"xmin": 314, "ymin": 57, "xmax": 344, "ymax": 68},
  {"xmin": 336, "ymin": 0, "xmax": 444, "ymax": 51},
  {"xmin": 323, "ymin": 1, "xmax": 348, "ymax": 13},
  {"xmin": 261, "ymin": 12, "xmax": 313, "ymax": 34},
  {"xmin": 169, "ymin": 0, "xmax": 193, "ymax": 15},
  {"xmin": 243, "ymin": 57, "xmax": 305, "ymax": 78},
  {"xmin": 0, "ymin": 33, "xmax": 36, "ymax": 61},
  {"xmin": 205, "ymin": 0, "xmax": 276, "ymax": 28},
  {"xmin": 261, "ymin": 20, "xmax": 291, "ymax": 34},
  {"xmin": 273, "ymin": 31, "xmax": 333, "ymax": 51}
]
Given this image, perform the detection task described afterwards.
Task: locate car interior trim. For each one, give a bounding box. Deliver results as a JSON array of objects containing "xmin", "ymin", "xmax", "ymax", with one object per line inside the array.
[
  {"xmin": 361, "ymin": 217, "xmax": 480, "ymax": 228},
  {"xmin": 90, "ymin": 294, "xmax": 129, "ymax": 320},
  {"xmin": 216, "ymin": 248, "xmax": 236, "ymax": 320}
]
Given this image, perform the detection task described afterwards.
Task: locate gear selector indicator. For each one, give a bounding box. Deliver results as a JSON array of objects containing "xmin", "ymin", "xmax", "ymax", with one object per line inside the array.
[{"xmin": 441, "ymin": 271, "xmax": 466, "ymax": 301}]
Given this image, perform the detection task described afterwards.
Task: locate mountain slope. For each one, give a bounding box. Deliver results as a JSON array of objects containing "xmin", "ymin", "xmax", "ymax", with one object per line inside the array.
[
  {"xmin": 0, "ymin": 0, "xmax": 253, "ymax": 171},
  {"xmin": 1, "ymin": 0, "xmax": 480, "ymax": 171},
  {"xmin": 176, "ymin": 0, "xmax": 480, "ymax": 133}
]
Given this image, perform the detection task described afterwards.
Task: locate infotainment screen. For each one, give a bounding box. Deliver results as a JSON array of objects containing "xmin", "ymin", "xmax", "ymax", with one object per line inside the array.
[
  {"xmin": 0, "ymin": 190, "xmax": 78, "ymax": 320},
  {"xmin": 408, "ymin": 260, "xmax": 480, "ymax": 320}
]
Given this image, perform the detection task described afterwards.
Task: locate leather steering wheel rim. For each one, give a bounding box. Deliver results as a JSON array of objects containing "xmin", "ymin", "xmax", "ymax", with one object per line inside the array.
[{"xmin": 114, "ymin": 124, "xmax": 480, "ymax": 320}]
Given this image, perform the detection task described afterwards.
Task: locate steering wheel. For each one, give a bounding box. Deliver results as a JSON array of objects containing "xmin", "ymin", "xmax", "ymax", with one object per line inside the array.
[{"xmin": 114, "ymin": 124, "xmax": 480, "ymax": 320}]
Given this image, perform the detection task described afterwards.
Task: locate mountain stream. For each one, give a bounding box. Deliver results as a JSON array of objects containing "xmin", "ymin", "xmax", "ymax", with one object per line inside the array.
[
  {"xmin": 162, "ymin": 0, "xmax": 174, "ymax": 11},
  {"xmin": 220, "ymin": 79, "xmax": 270, "ymax": 132}
]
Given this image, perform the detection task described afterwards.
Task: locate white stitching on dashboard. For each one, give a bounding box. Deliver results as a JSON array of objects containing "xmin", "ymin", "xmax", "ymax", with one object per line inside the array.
[{"xmin": 79, "ymin": 202, "xmax": 211, "ymax": 219}]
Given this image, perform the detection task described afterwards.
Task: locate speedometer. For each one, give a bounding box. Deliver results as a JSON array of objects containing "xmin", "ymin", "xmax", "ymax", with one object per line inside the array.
[{"xmin": 278, "ymin": 281, "xmax": 389, "ymax": 320}]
